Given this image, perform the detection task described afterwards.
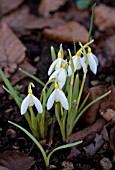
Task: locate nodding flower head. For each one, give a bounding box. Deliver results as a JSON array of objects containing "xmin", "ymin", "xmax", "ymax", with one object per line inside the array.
[
  {"xmin": 47, "ymin": 83, "xmax": 68, "ymax": 110},
  {"xmin": 49, "ymin": 63, "xmax": 67, "ymax": 89},
  {"xmin": 21, "ymin": 82, "xmax": 43, "ymax": 115},
  {"xmin": 87, "ymin": 47, "xmax": 98, "ymax": 74},
  {"xmin": 68, "ymin": 50, "xmax": 86, "ymax": 76},
  {"xmin": 48, "ymin": 50, "xmax": 65, "ymax": 76}
]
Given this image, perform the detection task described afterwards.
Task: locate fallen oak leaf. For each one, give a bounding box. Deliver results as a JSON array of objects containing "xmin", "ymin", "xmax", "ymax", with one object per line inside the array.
[
  {"xmin": 38, "ymin": 0, "xmax": 67, "ymax": 17},
  {"xmin": 0, "ymin": 22, "xmax": 26, "ymax": 78},
  {"xmin": 82, "ymin": 86, "xmax": 107, "ymax": 124},
  {"xmin": 2, "ymin": 6, "xmax": 65, "ymax": 34},
  {"xmin": 94, "ymin": 4, "xmax": 115, "ymax": 31},
  {"xmin": 43, "ymin": 21, "xmax": 88, "ymax": 43},
  {"xmin": 10, "ymin": 60, "xmax": 37, "ymax": 85},
  {"xmin": 0, "ymin": 0, "xmax": 24, "ymax": 16},
  {"xmin": 83, "ymin": 133, "xmax": 104, "ymax": 156},
  {"xmin": 0, "ymin": 151, "xmax": 36, "ymax": 170},
  {"xmin": 67, "ymin": 118, "xmax": 106, "ymax": 144}
]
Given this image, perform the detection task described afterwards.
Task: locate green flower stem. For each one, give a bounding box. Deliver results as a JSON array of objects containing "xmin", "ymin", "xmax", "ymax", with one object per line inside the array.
[
  {"xmin": 29, "ymin": 106, "xmax": 35, "ymax": 130},
  {"xmin": 76, "ymin": 73, "xmax": 86, "ymax": 115}
]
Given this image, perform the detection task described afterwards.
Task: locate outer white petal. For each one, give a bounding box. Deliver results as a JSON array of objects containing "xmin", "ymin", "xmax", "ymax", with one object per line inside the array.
[
  {"xmin": 68, "ymin": 65, "xmax": 72, "ymax": 76},
  {"xmin": 87, "ymin": 54, "xmax": 97, "ymax": 74},
  {"xmin": 48, "ymin": 59, "xmax": 58, "ymax": 75},
  {"xmin": 92, "ymin": 54, "xmax": 98, "ymax": 66},
  {"xmin": 58, "ymin": 69, "xmax": 67, "ymax": 89},
  {"xmin": 32, "ymin": 95, "xmax": 43, "ymax": 113},
  {"xmin": 49, "ymin": 69, "xmax": 61, "ymax": 80},
  {"xmin": 79, "ymin": 57, "xmax": 87, "ymax": 73},
  {"xmin": 57, "ymin": 89, "xmax": 68, "ymax": 110},
  {"xmin": 55, "ymin": 58, "xmax": 62, "ymax": 70},
  {"xmin": 21, "ymin": 94, "xmax": 30, "ymax": 115},
  {"xmin": 73, "ymin": 57, "xmax": 81, "ymax": 71},
  {"xmin": 47, "ymin": 90, "xmax": 56, "ymax": 110}
]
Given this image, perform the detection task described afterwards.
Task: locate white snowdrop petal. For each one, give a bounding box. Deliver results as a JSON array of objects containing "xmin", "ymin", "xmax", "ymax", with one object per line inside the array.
[
  {"xmin": 48, "ymin": 59, "xmax": 57, "ymax": 75},
  {"xmin": 73, "ymin": 57, "xmax": 81, "ymax": 71},
  {"xmin": 92, "ymin": 54, "xmax": 98, "ymax": 66},
  {"xmin": 55, "ymin": 58, "xmax": 62, "ymax": 70},
  {"xmin": 21, "ymin": 95, "xmax": 30, "ymax": 115},
  {"xmin": 79, "ymin": 57, "xmax": 87, "ymax": 73},
  {"xmin": 88, "ymin": 54, "xmax": 97, "ymax": 74},
  {"xmin": 49, "ymin": 69, "xmax": 61, "ymax": 80},
  {"xmin": 68, "ymin": 65, "xmax": 72, "ymax": 76},
  {"xmin": 58, "ymin": 69, "xmax": 67, "ymax": 89},
  {"xmin": 57, "ymin": 89, "xmax": 68, "ymax": 110},
  {"xmin": 32, "ymin": 95, "xmax": 43, "ymax": 113},
  {"xmin": 47, "ymin": 90, "xmax": 56, "ymax": 110}
]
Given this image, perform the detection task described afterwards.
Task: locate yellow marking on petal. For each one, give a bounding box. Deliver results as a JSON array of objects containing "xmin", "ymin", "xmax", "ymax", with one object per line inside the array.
[
  {"xmin": 28, "ymin": 89, "xmax": 32, "ymax": 94},
  {"xmin": 76, "ymin": 50, "xmax": 81, "ymax": 57},
  {"xmin": 62, "ymin": 63, "xmax": 66, "ymax": 69},
  {"xmin": 88, "ymin": 47, "xmax": 92, "ymax": 53},
  {"xmin": 58, "ymin": 51, "xmax": 62, "ymax": 58},
  {"xmin": 55, "ymin": 83, "xmax": 58, "ymax": 89}
]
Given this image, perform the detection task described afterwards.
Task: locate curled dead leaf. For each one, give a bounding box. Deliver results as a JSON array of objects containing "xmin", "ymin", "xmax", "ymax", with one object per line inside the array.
[
  {"xmin": 38, "ymin": 0, "xmax": 67, "ymax": 17},
  {"xmin": 0, "ymin": 151, "xmax": 35, "ymax": 170},
  {"xmin": 0, "ymin": 0, "xmax": 24, "ymax": 16},
  {"xmin": 43, "ymin": 21, "xmax": 88, "ymax": 43},
  {"xmin": 95, "ymin": 4, "xmax": 115, "ymax": 31},
  {"xmin": 82, "ymin": 86, "xmax": 107, "ymax": 124}
]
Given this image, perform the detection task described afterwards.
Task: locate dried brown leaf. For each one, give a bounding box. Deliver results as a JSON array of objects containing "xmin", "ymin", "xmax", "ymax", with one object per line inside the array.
[
  {"xmin": 0, "ymin": 22, "xmax": 26, "ymax": 77},
  {"xmin": 110, "ymin": 126, "xmax": 115, "ymax": 160},
  {"xmin": 0, "ymin": 151, "xmax": 35, "ymax": 170},
  {"xmin": 83, "ymin": 134, "xmax": 104, "ymax": 156},
  {"xmin": 38, "ymin": 0, "xmax": 67, "ymax": 17},
  {"xmin": 67, "ymin": 118, "xmax": 106, "ymax": 144},
  {"xmin": 83, "ymin": 86, "xmax": 107, "ymax": 124},
  {"xmin": 95, "ymin": 4, "xmax": 115, "ymax": 31},
  {"xmin": 0, "ymin": 0, "xmax": 24, "ymax": 16},
  {"xmin": 100, "ymin": 86, "xmax": 115, "ymax": 113},
  {"xmin": 10, "ymin": 60, "xmax": 37, "ymax": 85},
  {"xmin": 2, "ymin": 6, "xmax": 65, "ymax": 34},
  {"xmin": 43, "ymin": 21, "xmax": 88, "ymax": 43}
]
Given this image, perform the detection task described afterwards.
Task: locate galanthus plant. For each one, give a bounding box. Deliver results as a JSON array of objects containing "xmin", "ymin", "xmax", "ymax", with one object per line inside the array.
[
  {"xmin": 0, "ymin": 41, "xmax": 111, "ymax": 142},
  {"xmin": 0, "ymin": 4, "xmax": 111, "ymax": 141}
]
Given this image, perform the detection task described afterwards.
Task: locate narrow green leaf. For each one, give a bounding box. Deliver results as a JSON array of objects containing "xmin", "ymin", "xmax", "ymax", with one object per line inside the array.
[
  {"xmin": 19, "ymin": 68, "xmax": 45, "ymax": 87},
  {"xmin": 8, "ymin": 121, "xmax": 47, "ymax": 162},
  {"xmin": 66, "ymin": 100, "xmax": 77, "ymax": 137},
  {"xmin": 77, "ymin": 93, "xmax": 90, "ymax": 113},
  {"xmin": 88, "ymin": 3, "xmax": 96, "ymax": 42},
  {"xmin": 0, "ymin": 69, "xmax": 21, "ymax": 107},
  {"xmin": 72, "ymin": 74, "xmax": 79, "ymax": 102},
  {"xmin": 74, "ymin": 90, "xmax": 111, "ymax": 125},
  {"xmin": 51, "ymin": 46, "xmax": 56, "ymax": 62}
]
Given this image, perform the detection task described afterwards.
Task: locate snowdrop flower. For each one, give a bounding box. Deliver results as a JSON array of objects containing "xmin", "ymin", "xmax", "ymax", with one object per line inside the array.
[
  {"xmin": 49, "ymin": 63, "xmax": 67, "ymax": 89},
  {"xmin": 47, "ymin": 83, "xmax": 68, "ymax": 110},
  {"xmin": 21, "ymin": 83, "xmax": 43, "ymax": 115},
  {"xmin": 68, "ymin": 50, "xmax": 87, "ymax": 76},
  {"xmin": 87, "ymin": 47, "xmax": 98, "ymax": 74},
  {"xmin": 48, "ymin": 51, "xmax": 65, "ymax": 76}
]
